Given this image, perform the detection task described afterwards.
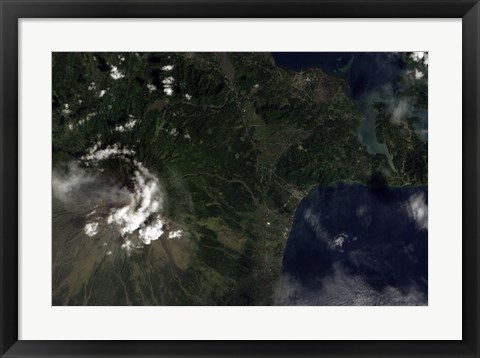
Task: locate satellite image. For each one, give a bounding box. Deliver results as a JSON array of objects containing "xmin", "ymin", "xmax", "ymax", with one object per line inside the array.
[{"xmin": 52, "ymin": 52, "xmax": 428, "ymax": 306}]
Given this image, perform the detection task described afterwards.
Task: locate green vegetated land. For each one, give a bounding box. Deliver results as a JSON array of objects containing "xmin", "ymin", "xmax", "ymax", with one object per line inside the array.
[{"xmin": 52, "ymin": 52, "xmax": 427, "ymax": 305}]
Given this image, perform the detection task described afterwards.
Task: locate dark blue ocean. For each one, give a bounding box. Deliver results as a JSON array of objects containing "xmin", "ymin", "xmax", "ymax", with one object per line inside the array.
[{"xmin": 277, "ymin": 182, "xmax": 428, "ymax": 306}]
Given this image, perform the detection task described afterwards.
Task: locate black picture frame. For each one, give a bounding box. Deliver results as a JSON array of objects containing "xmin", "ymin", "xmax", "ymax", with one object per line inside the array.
[{"xmin": 1, "ymin": 1, "xmax": 479, "ymax": 357}]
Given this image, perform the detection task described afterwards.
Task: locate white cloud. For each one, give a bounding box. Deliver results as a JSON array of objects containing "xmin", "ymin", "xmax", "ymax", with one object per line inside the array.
[
  {"xmin": 390, "ymin": 98, "xmax": 411, "ymax": 125},
  {"xmin": 84, "ymin": 222, "xmax": 99, "ymax": 237},
  {"xmin": 114, "ymin": 117, "xmax": 137, "ymax": 132},
  {"xmin": 410, "ymin": 52, "xmax": 429, "ymax": 66},
  {"xmin": 356, "ymin": 205, "xmax": 367, "ymax": 217},
  {"xmin": 163, "ymin": 76, "xmax": 174, "ymax": 85},
  {"xmin": 69, "ymin": 112, "xmax": 97, "ymax": 129},
  {"xmin": 276, "ymin": 263, "xmax": 427, "ymax": 306},
  {"xmin": 168, "ymin": 230, "xmax": 183, "ymax": 239},
  {"xmin": 106, "ymin": 161, "xmax": 167, "ymax": 249},
  {"xmin": 52, "ymin": 163, "xmax": 97, "ymax": 202},
  {"xmin": 99, "ymin": 89, "xmax": 106, "ymax": 97},
  {"xmin": 57, "ymin": 142, "xmax": 174, "ymax": 253},
  {"xmin": 414, "ymin": 69, "xmax": 424, "ymax": 79},
  {"xmin": 139, "ymin": 217, "xmax": 165, "ymax": 244},
  {"xmin": 85, "ymin": 112, "xmax": 97, "ymax": 122},
  {"xmin": 161, "ymin": 65, "xmax": 174, "ymax": 71},
  {"xmin": 146, "ymin": 83, "xmax": 157, "ymax": 92},
  {"xmin": 61, "ymin": 104, "xmax": 71, "ymax": 115},
  {"xmin": 121, "ymin": 239, "xmax": 142, "ymax": 254},
  {"xmin": 405, "ymin": 192, "xmax": 428, "ymax": 230},
  {"xmin": 162, "ymin": 76, "xmax": 174, "ymax": 96},
  {"xmin": 303, "ymin": 207, "xmax": 329, "ymax": 241},
  {"xmin": 329, "ymin": 233, "xmax": 349, "ymax": 251},
  {"xmin": 110, "ymin": 66, "xmax": 125, "ymax": 80},
  {"xmin": 81, "ymin": 143, "xmax": 135, "ymax": 163}
]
